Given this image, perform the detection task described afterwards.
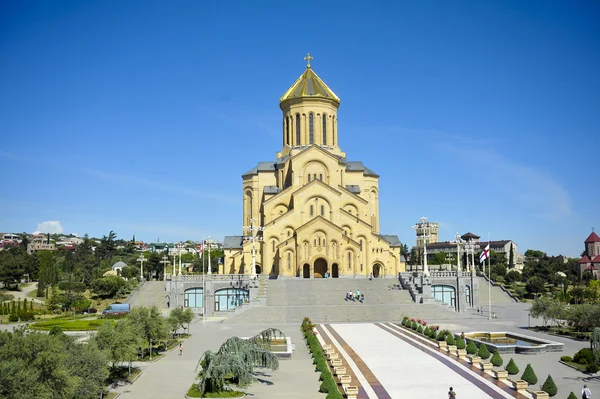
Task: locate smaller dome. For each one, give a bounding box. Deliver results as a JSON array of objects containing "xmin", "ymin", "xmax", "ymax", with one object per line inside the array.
[
  {"xmin": 280, "ymin": 67, "xmax": 340, "ymax": 105},
  {"xmin": 112, "ymin": 261, "xmax": 127, "ymax": 270}
]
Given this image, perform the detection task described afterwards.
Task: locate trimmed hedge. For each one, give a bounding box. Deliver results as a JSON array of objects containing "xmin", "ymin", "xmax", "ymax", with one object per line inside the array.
[
  {"xmin": 455, "ymin": 337, "xmax": 466, "ymax": 350},
  {"xmin": 417, "ymin": 325, "xmax": 423, "ymax": 334},
  {"xmin": 541, "ymin": 375, "xmax": 557, "ymax": 397},
  {"xmin": 302, "ymin": 317, "xmax": 343, "ymax": 399},
  {"xmin": 505, "ymin": 358, "xmax": 519, "ymax": 375},
  {"xmin": 521, "ymin": 364, "xmax": 538, "ymax": 385},
  {"xmin": 567, "ymin": 392, "xmax": 577, "ymax": 399},
  {"xmin": 477, "ymin": 343, "xmax": 491, "ymax": 360},
  {"xmin": 490, "ymin": 350, "xmax": 503, "ymax": 367},
  {"xmin": 466, "ymin": 340, "xmax": 478, "ymax": 355},
  {"xmin": 437, "ymin": 330, "xmax": 448, "ymax": 342},
  {"xmin": 560, "ymin": 356, "xmax": 573, "ymax": 362},
  {"xmin": 445, "ymin": 333, "xmax": 456, "ymax": 346}
]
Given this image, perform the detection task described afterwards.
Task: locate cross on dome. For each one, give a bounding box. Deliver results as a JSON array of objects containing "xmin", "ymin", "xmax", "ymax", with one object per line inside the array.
[{"xmin": 304, "ymin": 52, "xmax": 314, "ymax": 68}]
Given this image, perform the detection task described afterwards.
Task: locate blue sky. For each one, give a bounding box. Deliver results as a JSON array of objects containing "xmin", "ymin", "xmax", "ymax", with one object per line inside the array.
[{"xmin": 1, "ymin": 1, "xmax": 598, "ymax": 256}]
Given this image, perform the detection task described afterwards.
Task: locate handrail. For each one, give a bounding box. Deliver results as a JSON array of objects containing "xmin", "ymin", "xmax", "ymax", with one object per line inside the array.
[{"xmin": 481, "ymin": 274, "xmax": 520, "ymax": 302}]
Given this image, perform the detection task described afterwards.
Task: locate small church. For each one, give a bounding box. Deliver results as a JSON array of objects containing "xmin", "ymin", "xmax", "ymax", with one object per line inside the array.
[
  {"xmin": 577, "ymin": 231, "xmax": 600, "ymax": 279},
  {"xmin": 221, "ymin": 55, "xmax": 405, "ymax": 279}
]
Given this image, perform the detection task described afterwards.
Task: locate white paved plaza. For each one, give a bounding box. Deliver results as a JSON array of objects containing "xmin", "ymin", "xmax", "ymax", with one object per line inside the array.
[{"xmin": 324, "ymin": 323, "xmax": 515, "ymax": 399}]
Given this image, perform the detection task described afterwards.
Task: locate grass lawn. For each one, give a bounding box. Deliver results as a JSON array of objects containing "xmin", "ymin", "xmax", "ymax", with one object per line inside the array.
[
  {"xmin": 0, "ymin": 291, "xmax": 15, "ymax": 302},
  {"xmin": 562, "ymin": 360, "xmax": 588, "ymax": 373},
  {"xmin": 186, "ymin": 385, "xmax": 245, "ymax": 398}
]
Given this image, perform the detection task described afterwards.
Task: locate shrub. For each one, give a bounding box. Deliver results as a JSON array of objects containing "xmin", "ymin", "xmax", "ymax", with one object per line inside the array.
[
  {"xmin": 429, "ymin": 330, "xmax": 437, "ymax": 339},
  {"xmin": 586, "ymin": 363, "xmax": 599, "ymax": 374},
  {"xmin": 521, "ymin": 364, "xmax": 538, "ymax": 385},
  {"xmin": 412, "ymin": 321, "xmax": 418, "ymax": 330},
  {"xmin": 477, "ymin": 343, "xmax": 491, "ymax": 360},
  {"xmin": 466, "ymin": 340, "xmax": 478, "ymax": 355},
  {"xmin": 541, "ymin": 375, "xmax": 557, "ymax": 397},
  {"xmin": 505, "ymin": 358, "xmax": 519, "ymax": 375},
  {"xmin": 8, "ymin": 313, "xmax": 18, "ymax": 322},
  {"xmin": 446, "ymin": 333, "xmax": 456, "ymax": 346},
  {"xmin": 455, "ymin": 337, "xmax": 466, "ymax": 350},
  {"xmin": 437, "ymin": 330, "xmax": 448, "ymax": 341},
  {"xmin": 417, "ymin": 325, "xmax": 423, "ymax": 334},
  {"xmin": 402, "ymin": 316, "xmax": 409, "ymax": 324},
  {"xmin": 490, "ymin": 350, "xmax": 503, "ymax": 367},
  {"xmin": 424, "ymin": 327, "xmax": 430, "ymax": 336},
  {"xmin": 567, "ymin": 392, "xmax": 577, "ymax": 399},
  {"xmin": 560, "ymin": 356, "xmax": 573, "ymax": 362},
  {"xmin": 573, "ymin": 348, "xmax": 594, "ymax": 365}
]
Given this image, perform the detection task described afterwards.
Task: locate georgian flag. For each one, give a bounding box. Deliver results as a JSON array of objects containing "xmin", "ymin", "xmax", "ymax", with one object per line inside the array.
[
  {"xmin": 199, "ymin": 242, "xmax": 205, "ymax": 258},
  {"xmin": 479, "ymin": 244, "xmax": 490, "ymax": 264}
]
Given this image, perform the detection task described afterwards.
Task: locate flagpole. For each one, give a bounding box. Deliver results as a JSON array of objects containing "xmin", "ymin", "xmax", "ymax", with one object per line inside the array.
[
  {"xmin": 202, "ymin": 236, "xmax": 205, "ymax": 324},
  {"xmin": 488, "ymin": 232, "xmax": 492, "ymax": 320}
]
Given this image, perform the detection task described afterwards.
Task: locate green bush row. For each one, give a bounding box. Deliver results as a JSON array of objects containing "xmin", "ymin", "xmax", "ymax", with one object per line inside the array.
[{"xmin": 302, "ymin": 317, "xmax": 342, "ymax": 399}]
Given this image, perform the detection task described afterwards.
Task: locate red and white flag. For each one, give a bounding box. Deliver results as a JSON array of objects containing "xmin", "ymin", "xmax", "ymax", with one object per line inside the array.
[
  {"xmin": 199, "ymin": 242, "xmax": 205, "ymax": 258},
  {"xmin": 479, "ymin": 244, "xmax": 490, "ymax": 264}
]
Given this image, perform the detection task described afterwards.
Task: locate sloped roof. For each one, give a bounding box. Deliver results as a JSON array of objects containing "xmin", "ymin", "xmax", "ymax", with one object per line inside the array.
[
  {"xmin": 223, "ymin": 236, "xmax": 244, "ymax": 249},
  {"xmin": 242, "ymin": 162, "xmax": 278, "ymax": 178},
  {"xmin": 345, "ymin": 185, "xmax": 361, "ymax": 194},
  {"xmin": 578, "ymin": 255, "xmax": 591, "ymax": 264},
  {"xmin": 585, "ymin": 232, "xmax": 600, "ymax": 243},
  {"xmin": 280, "ymin": 67, "xmax": 340, "ymax": 105},
  {"xmin": 264, "ymin": 186, "xmax": 281, "ymax": 195},
  {"xmin": 592, "ymin": 255, "xmax": 600, "ymax": 263},
  {"xmin": 345, "ymin": 161, "xmax": 379, "ymax": 178},
  {"xmin": 461, "ymin": 232, "xmax": 480, "ymax": 240},
  {"xmin": 380, "ymin": 235, "xmax": 401, "ymax": 247}
]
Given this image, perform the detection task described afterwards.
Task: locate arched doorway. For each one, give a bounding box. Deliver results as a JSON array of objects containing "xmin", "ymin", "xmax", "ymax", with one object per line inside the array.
[
  {"xmin": 255, "ymin": 265, "xmax": 262, "ymax": 274},
  {"xmin": 332, "ymin": 263, "xmax": 339, "ymax": 278},
  {"xmin": 373, "ymin": 263, "xmax": 382, "ymax": 278},
  {"xmin": 303, "ymin": 264, "xmax": 310, "ymax": 278},
  {"xmin": 314, "ymin": 258, "xmax": 327, "ymax": 278}
]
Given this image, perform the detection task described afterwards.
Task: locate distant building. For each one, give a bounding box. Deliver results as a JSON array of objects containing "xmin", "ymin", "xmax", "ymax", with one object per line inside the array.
[
  {"xmin": 27, "ymin": 235, "xmax": 56, "ymax": 254},
  {"xmin": 576, "ymin": 232, "xmax": 600, "ymax": 279},
  {"xmin": 414, "ymin": 221, "xmax": 439, "ymax": 248}
]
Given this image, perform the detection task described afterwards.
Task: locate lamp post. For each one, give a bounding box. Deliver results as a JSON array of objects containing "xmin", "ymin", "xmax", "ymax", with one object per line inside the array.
[
  {"xmin": 160, "ymin": 255, "xmax": 170, "ymax": 280},
  {"xmin": 412, "ymin": 217, "xmax": 432, "ymax": 276},
  {"xmin": 243, "ymin": 218, "xmax": 263, "ymax": 278},
  {"xmin": 137, "ymin": 255, "xmax": 145, "ymax": 281},
  {"xmin": 453, "ymin": 233, "xmax": 463, "ymax": 271},
  {"xmin": 206, "ymin": 237, "xmax": 213, "ymax": 275}
]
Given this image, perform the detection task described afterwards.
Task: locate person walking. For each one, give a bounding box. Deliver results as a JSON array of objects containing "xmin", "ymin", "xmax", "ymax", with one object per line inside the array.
[
  {"xmin": 179, "ymin": 343, "xmax": 183, "ymax": 356},
  {"xmin": 582, "ymin": 384, "xmax": 592, "ymax": 399},
  {"xmin": 448, "ymin": 387, "xmax": 456, "ymax": 398}
]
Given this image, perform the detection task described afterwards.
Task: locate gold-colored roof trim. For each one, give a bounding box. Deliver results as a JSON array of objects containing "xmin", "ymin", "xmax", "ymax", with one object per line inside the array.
[{"xmin": 280, "ymin": 68, "xmax": 340, "ymax": 105}]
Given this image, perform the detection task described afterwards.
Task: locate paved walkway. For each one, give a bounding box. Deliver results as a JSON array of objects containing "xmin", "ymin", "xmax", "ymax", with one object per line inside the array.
[{"xmin": 113, "ymin": 320, "xmax": 322, "ymax": 399}]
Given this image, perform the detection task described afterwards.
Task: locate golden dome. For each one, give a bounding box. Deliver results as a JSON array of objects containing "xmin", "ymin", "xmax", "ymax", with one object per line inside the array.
[{"xmin": 280, "ymin": 67, "xmax": 340, "ymax": 105}]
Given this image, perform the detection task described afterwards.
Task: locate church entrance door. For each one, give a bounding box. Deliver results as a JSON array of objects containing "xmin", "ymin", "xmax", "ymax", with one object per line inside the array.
[
  {"xmin": 255, "ymin": 265, "xmax": 262, "ymax": 274},
  {"xmin": 373, "ymin": 263, "xmax": 382, "ymax": 278},
  {"xmin": 314, "ymin": 258, "xmax": 327, "ymax": 278},
  {"xmin": 303, "ymin": 264, "xmax": 310, "ymax": 278},
  {"xmin": 332, "ymin": 263, "xmax": 339, "ymax": 278}
]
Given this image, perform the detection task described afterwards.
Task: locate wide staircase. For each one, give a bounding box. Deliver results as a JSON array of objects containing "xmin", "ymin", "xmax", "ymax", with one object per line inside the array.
[
  {"xmin": 477, "ymin": 276, "xmax": 518, "ymax": 305},
  {"xmin": 126, "ymin": 281, "xmax": 168, "ymax": 310},
  {"xmin": 225, "ymin": 278, "xmax": 462, "ymax": 324}
]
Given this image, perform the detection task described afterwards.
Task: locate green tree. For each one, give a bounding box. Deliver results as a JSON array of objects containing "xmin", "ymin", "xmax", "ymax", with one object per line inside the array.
[
  {"xmin": 91, "ymin": 275, "xmax": 126, "ymax": 298},
  {"xmin": 505, "ymin": 270, "xmax": 522, "ymax": 284},
  {"xmin": 505, "ymin": 358, "xmax": 519, "ymax": 375},
  {"xmin": 526, "ymin": 276, "xmax": 545, "ymax": 296},
  {"xmin": 521, "ymin": 364, "xmax": 538, "ymax": 385},
  {"xmin": 127, "ymin": 306, "xmax": 169, "ymax": 359},
  {"xmin": 509, "ymin": 243, "xmax": 515, "ymax": 268},
  {"xmin": 94, "ymin": 320, "xmax": 141, "ymax": 373},
  {"xmin": 490, "ymin": 350, "xmax": 503, "ymax": 367},
  {"xmin": 195, "ymin": 329, "xmax": 280, "ymax": 395},
  {"xmin": 541, "ymin": 375, "xmax": 557, "ymax": 397}
]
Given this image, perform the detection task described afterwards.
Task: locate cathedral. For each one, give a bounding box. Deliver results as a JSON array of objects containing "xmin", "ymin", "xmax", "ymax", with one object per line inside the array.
[{"xmin": 221, "ymin": 55, "xmax": 405, "ymax": 279}]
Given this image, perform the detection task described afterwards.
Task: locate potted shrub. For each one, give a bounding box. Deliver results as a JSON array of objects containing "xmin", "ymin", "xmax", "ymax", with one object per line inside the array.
[
  {"xmin": 567, "ymin": 392, "xmax": 577, "ymax": 399},
  {"xmin": 437, "ymin": 330, "xmax": 447, "ymax": 349},
  {"xmin": 477, "ymin": 343, "xmax": 491, "ymax": 360},
  {"xmin": 505, "ymin": 358, "xmax": 519, "ymax": 375},
  {"xmin": 466, "ymin": 340, "xmax": 478, "ymax": 355},
  {"xmin": 417, "ymin": 325, "xmax": 423, "ymax": 334},
  {"xmin": 490, "ymin": 350, "xmax": 503, "ymax": 367},
  {"xmin": 540, "ymin": 375, "xmax": 557, "ymax": 397},
  {"xmin": 521, "ymin": 364, "xmax": 538, "ymax": 385}
]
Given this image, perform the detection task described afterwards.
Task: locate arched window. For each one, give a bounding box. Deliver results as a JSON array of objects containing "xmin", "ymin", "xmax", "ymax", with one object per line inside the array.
[
  {"xmin": 309, "ymin": 113, "xmax": 314, "ymax": 144},
  {"xmin": 322, "ymin": 114, "xmax": 327, "ymax": 144},
  {"xmin": 347, "ymin": 252, "xmax": 352, "ymax": 270},
  {"xmin": 287, "ymin": 252, "xmax": 291, "ymax": 270},
  {"xmin": 286, "ymin": 118, "xmax": 290, "ymax": 145},
  {"xmin": 308, "ymin": 174, "xmax": 311, "ymax": 182},
  {"xmin": 319, "ymin": 174, "xmax": 322, "ymax": 181},
  {"xmin": 320, "ymin": 205, "xmax": 324, "ymax": 216},
  {"xmin": 272, "ymin": 240, "xmax": 275, "ymax": 252},
  {"xmin": 310, "ymin": 205, "xmax": 314, "ymax": 216},
  {"xmin": 295, "ymin": 114, "xmax": 300, "ymax": 145},
  {"xmin": 184, "ymin": 288, "xmax": 203, "ymax": 308},
  {"xmin": 465, "ymin": 285, "xmax": 471, "ymax": 306},
  {"xmin": 314, "ymin": 239, "xmax": 317, "ymax": 245}
]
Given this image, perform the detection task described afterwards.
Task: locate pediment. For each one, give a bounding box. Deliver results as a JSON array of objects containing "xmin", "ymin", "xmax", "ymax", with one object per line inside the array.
[{"xmin": 295, "ymin": 216, "xmax": 361, "ymax": 247}]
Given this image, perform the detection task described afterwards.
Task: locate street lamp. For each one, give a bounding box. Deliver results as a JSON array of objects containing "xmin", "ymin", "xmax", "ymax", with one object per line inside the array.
[
  {"xmin": 160, "ymin": 255, "xmax": 170, "ymax": 281},
  {"xmin": 243, "ymin": 218, "xmax": 263, "ymax": 278},
  {"xmin": 137, "ymin": 255, "xmax": 145, "ymax": 281},
  {"xmin": 206, "ymin": 237, "xmax": 213, "ymax": 275},
  {"xmin": 412, "ymin": 216, "xmax": 432, "ymax": 276},
  {"xmin": 453, "ymin": 233, "xmax": 464, "ymax": 271}
]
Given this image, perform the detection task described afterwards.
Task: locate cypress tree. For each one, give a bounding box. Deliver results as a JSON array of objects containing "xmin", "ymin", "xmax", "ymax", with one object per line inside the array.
[
  {"xmin": 456, "ymin": 337, "xmax": 466, "ymax": 350},
  {"xmin": 521, "ymin": 364, "xmax": 538, "ymax": 385},
  {"xmin": 446, "ymin": 333, "xmax": 456, "ymax": 346},
  {"xmin": 30, "ymin": 300, "xmax": 33, "ymax": 311},
  {"xmin": 567, "ymin": 392, "xmax": 577, "ymax": 399},
  {"xmin": 477, "ymin": 343, "xmax": 491, "ymax": 360},
  {"xmin": 466, "ymin": 340, "xmax": 478, "ymax": 355},
  {"xmin": 505, "ymin": 358, "xmax": 519, "ymax": 375},
  {"xmin": 17, "ymin": 300, "xmax": 21, "ymax": 312},
  {"xmin": 509, "ymin": 243, "xmax": 515, "ymax": 268},
  {"xmin": 11, "ymin": 301, "xmax": 15, "ymax": 314},
  {"xmin": 541, "ymin": 375, "xmax": 557, "ymax": 397},
  {"xmin": 23, "ymin": 298, "xmax": 27, "ymax": 312},
  {"xmin": 490, "ymin": 350, "xmax": 503, "ymax": 367}
]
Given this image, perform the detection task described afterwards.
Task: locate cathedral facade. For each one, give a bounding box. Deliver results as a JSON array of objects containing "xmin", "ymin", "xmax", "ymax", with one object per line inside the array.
[{"xmin": 221, "ymin": 58, "xmax": 404, "ymax": 278}]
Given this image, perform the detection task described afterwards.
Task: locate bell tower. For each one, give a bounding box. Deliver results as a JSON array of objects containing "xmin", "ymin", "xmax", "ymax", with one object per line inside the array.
[{"xmin": 278, "ymin": 53, "xmax": 343, "ymax": 158}]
